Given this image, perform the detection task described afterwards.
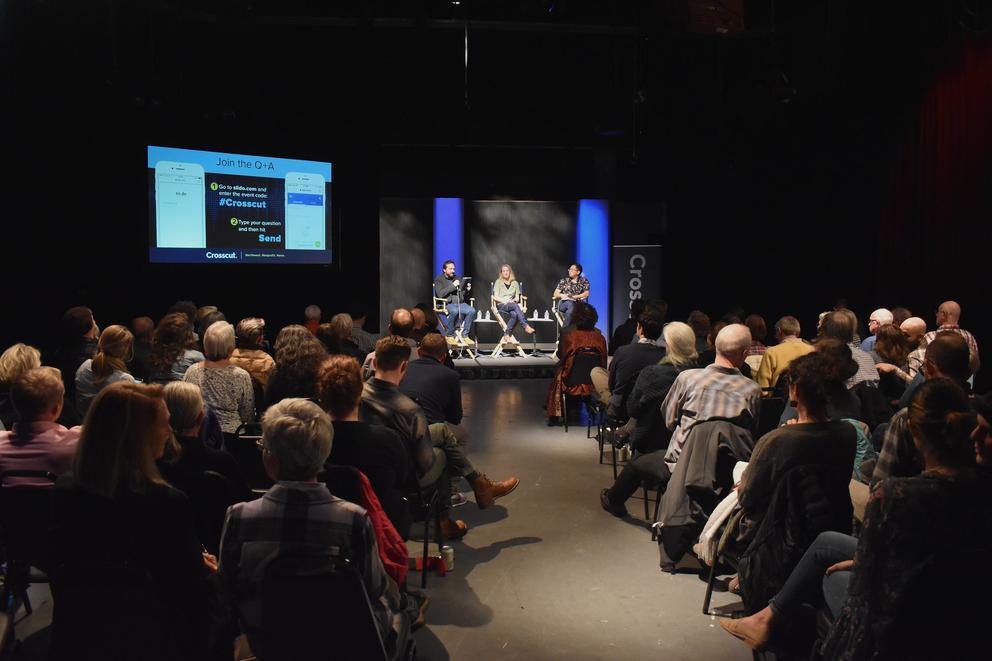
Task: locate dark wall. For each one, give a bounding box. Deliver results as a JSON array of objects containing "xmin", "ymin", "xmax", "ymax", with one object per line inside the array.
[{"xmin": 378, "ymin": 199, "xmax": 434, "ymax": 328}]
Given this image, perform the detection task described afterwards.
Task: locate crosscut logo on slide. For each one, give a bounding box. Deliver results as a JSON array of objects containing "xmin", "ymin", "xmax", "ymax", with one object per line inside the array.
[{"xmin": 205, "ymin": 251, "xmax": 238, "ymax": 260}]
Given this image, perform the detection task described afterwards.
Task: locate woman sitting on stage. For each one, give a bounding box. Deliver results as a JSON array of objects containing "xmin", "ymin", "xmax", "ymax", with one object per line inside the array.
[
  {"xmin": 545, "ymin": 302, "xmax": 607, "ymax": 425},
  {"xmin": 493, "ymin": 264, "xmax": 535, "ymax": 342}
]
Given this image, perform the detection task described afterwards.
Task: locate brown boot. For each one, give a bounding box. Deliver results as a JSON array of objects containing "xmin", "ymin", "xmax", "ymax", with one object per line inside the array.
[
  {"xmin": 470, "ymin": 473, "xmax": 520, "ymax": 509},
  {"xmin": 436, "ymin": 517, "xmax": 468, "ymax": 541}
]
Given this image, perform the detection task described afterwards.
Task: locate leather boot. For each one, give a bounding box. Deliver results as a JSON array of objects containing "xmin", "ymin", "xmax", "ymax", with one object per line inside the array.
[
  {"xmin": 470, "ymin": 473, "xmax": 520, "ymax": 509},
  {"xmin": 436, "ymin": 517, "xmax": 468, "ymax": 540}
]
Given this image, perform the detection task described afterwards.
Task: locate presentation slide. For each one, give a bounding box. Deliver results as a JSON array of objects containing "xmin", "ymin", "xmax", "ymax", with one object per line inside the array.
[{"xmin": 148, "ymin": 146, "xmax": 332, "ymax": 264}]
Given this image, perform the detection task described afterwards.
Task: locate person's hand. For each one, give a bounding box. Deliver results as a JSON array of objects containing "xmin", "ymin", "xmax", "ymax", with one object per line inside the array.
[
  {"xmin": 825, "ymin": 559, "xmax": 854, "ymax": 576},
  {"xmin": 202, "ymin": 551, "xmax": 219, "ymax": 573},
  {"xmin": 876, "ymin": 363, "xmax": 897, "ymax": 374},
  {"xmin": 453, "ymin": 279, "xmax": 460, "ymax": 288},
  {"xmin": 785, "ymin": 418, "xmax": 799, "ymax": 425}
]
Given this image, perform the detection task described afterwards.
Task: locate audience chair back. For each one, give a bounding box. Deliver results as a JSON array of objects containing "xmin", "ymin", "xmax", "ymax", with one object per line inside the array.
[
  {"xmin": 561, "ymin": 346, "xmax": 605, "ymax": 432},
  {"xmin": 0, "ymin": 470, "xmax": 56, "ymax": 614},
  {"xmin": 232, "ymin": 422, "xmax": 273, "ymax": 496},
  {"xmin": 184, "ymin": 469, "xmax": 242, "ymax": 555}
]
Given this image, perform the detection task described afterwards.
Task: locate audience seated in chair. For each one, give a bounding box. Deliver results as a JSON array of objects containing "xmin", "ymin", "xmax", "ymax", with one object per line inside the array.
[
  {"xmin": 50, "ymin": 382, "xmax": 215, "ymax": 660},
  {"xmin": 0, "ymin": 343, "xmax": 43, "ymax": 429},
  {"xmin": 754, "ymin": 316, "xmax": 815, "ymax": 394},
  {"xmin": 230, "ymin": 317, "xmax": 276, "ymax": 391},
  {"xmin": 316, "ymin": 313, "xmax": 367, "ymax": 361},
  {"xmin": 148, "ymin": 312, "xmax": 206, "ymax": 385},
  {"xmin": 303, "ymin": 304, "xmax": 322, "ymax": 335},
  {"xmin": 217, "ymin": 398, "xmax": 410, "ymax": 660},
  {"xmin": 591, "ymin": 306, "xmax": 666, "ymax": 420},
  {"xmin": 922, "ymin": 300, "xmax": 981, "ymax": 377},
  {"xmin": 182, "ymin": 321, "xmax": 254, "ymax": 434},
  {"xmin": 318, "ymin": 355, "xmax": 413, "ymax": 540},
  {"xmin": 363, "ymin": 309, "xmax": 418, "ymax": 379},
  {"xmin": 721, "ymin": 379, "xmax": 992, "ymax": 659},
  {"xmin": 820, "ymin": 310, "xmax": 879, "ymax": 389},
  {"xmin": 608, "ymin": 300, "xmax": 646, "ymax": 356},
  {"xmin": 349, "ymin": 303, "xmax": 380, "ymax": 355},
  {"xmin": 0, "ymin": 367, "xmax": 79, "ymax": 485},
  {"xmin": 50, "ymin": 306, "xmax": 99, "ymax": 417},
  {"xmin": 264, "ymin": 324, "xmax": 328, "ymax": 408},
  {"xmin": 128, "ymin": 315, "xmax": 155, "ymax": 382},
  {"xmin": 545, "ymin": 302, "xmax": 607, "ymax": 423}
]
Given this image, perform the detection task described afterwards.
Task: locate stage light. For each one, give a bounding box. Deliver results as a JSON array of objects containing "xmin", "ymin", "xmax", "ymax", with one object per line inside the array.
[
  {"xmin": 434, "ymin": 198, "xmax": 464, "ymax": 275},
  {"xmin": 577, "ymin": 199, "xmax": 609, "ymax": 336}
]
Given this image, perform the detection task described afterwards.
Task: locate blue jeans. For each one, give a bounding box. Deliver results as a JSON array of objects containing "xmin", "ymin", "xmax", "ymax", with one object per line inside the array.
[
  {"xmin": 558, "ymin": 300, "xmax": 575, "ymax": 327},
  {"xmin": 497, "ymin": 302, "xmax": 529, "ymax": 334},
  {"xmin": 767, "ymin": 531, "xmax": 857, "ymax": 620},
  {"xmin": 444, "ymin": 303, "xmax": 476, "ymax": 336}
]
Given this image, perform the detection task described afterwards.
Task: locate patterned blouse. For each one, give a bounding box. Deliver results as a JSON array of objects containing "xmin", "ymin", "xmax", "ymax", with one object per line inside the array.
[{"xmin": 556, "ymin": 276, "xmax": 590, "ymax": 298}]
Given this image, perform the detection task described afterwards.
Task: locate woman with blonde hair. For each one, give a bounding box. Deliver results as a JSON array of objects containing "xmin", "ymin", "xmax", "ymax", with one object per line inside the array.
[
  {"xmin": 0, "ymin": 343, "xmax": 43, "ymax": 428},
  {"xmin": 50, "ymin": 381, "xmax": 214, "ymax": 659},
  {"xmin": 74, "ymin": 325, "xmax": 136, "ymax": 417},
  {"xmin": 493, "ymin": 263, "xmax": 535, "ymax": 342}
]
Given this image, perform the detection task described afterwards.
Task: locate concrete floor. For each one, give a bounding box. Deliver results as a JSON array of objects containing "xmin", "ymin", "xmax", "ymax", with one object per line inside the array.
[
  {"xmin": 410, "ymin": 378, "xmax": 751, "ymax": 661},
  {"xmin": 7, "ymin": 378, "xmax": 752, "ymax": 660}
]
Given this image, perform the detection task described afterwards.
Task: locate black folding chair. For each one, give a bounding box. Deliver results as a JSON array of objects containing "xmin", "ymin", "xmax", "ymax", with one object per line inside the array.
[
  {"xmin": 232, "ymin": 422, "xmax": 273, "ymax": 496},
  {"xmin": 407, "ymin": 485, "xmax": 443, "ymax": 589},
  {"xmin": 0, "ymin": 470, "xmax": 57, "ymax": 615},
  {"xmin": 561, "ymin": 346, "xmax": 605, "ymax": 433}
]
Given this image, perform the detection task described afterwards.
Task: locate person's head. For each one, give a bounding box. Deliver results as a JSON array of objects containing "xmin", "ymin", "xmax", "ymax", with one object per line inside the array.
[
  {"xmin": 819, "ymin": 311, "xmax": 856, "ymax": 345},
  {"xmin": 714, "ymin": 324, "xmax": 751, "ymax": 368},
  {"xmin": 410, "ymin": 308, "xmax": 426, "ymax": 330},
  {"xmin": 61, "ymin": 306, "xmax": 97, "ymax": 343},
  {"xmin": 442, "ymin": 260, "xmax": 456, "ymax": 277},
  {"xmin": 972, "ymin": 393, "xmax": 992, "ymax": 466},
  {"xmin": 150, "ymin": 312, "xmax": 195, "ymax": 371},
  {"xmin": 163, "ymin": 381, "xmax": 204, "ymax": 435},
  {"xmin": 891, "ymin": 307, "xmax": 912, "ymax": 327},
  {"xmin": 317, "ymin": 355, "xmax": 363, "ymax": 420},
  {"xmin": 330, "ymin": 313, "xmax": 354, "ymax": 341},
  {"xmin": 74, "ymin": 382, "xmax": 170, "ymax": 497},
  {"xmin": 198, "ymin": 310, "xmax": 227, "ymax": 338},
  {"xmin": 91, "ymin": 325, "xmax": 134, "ymax": 383},
  {"xmin": 686, "ymin": 310, "xmax": 711, "ymax": 340},
  {"xmin": 636, "ymin": 307, "xmax": 664, "ymax": 342},
  {"xmin": 774, "ymin": 315, "xmax": 801, "ymax": 341},
  {"xmin": 389, "ymin": 308, "xmax": 414, "ymax": 338},
  {"xmin": 260, "ymin": 398, "xmax": 333, "ymax": 482},
  {"xmin": 568, "ymin": 263, "xmax": 582, "ymax": 279},
  {"xmin": 707, "ymin": 320, "xmax": 728, "ymax": 350},
  {"xmin": 10, "ymin": 367, "xmax": 64, "ymax": 422},
  {"xmin": 629, "ymin": 299, "xmax": 647, "ymax": 322},
  {"xmin": 786, "ymin": 351, "xmax": 849, "ymax": 418},
  {"xmin": 167, "ymin": 300, "xmax": 197, "ymax": 324},
  {"xmin": 644, "ymin": 299, "xmax": 668, "ymax": 325},
  {"xmin": 907, "ymin": 378, "xmax": 975, "ymax": 470},
  {"xmin": 571, "ymin": 302, "xmax": 598, "ymax": 331},
  {"xmin": 744, "ymin": 314, "xmax": 767, "ymax": 344},
  {"xmin": 304, "ymin": 304, "xmax": 322, "ymax": 322},
  {"xmin": 873, "ymin": 324, "xmax": 911, "ymax": 366},
  {"xmin": 195, "ymin": 306, "xmax": 219, "ymax": 331},
  {"xmin": 811, "ymin": 337, "xmax": 859, "ymax": 383},
  {"xmin": 499, "ymin": 264, "xmax": 515, "ymax": 281},
  {"xmin": 922, "ymin": 333, "xmax": 970, "ymax": 384},
  {"xmin": 900, "ymin": 317, "xmax": 927, "ymax": 345},
  {"xmin": 0, "ymin": 343, "xmax": 42, "ymax": 387},
  {"xmin": 131, "ymin": 316, "xmax": 155, "ymax": 344},
  {"xmin": 867, "ymin": 308, "xmax": 894, "ymax": 336},
  {"xmin": 373, "ymin": 335, "xmax": 412, "ymax": 380},
  {"xmin": 274, "ymin": 325, "xmax": 328, "ymax": 369},
  {"xmin": 236, "ymin": 317, "xmax": 267, "ymax": 349},
  {"xmin": 202, "ymin": 321, "xmax": 236, "ymax": 361},
  {"xmin": 662, "ymin": 322, "xmax": 698, "ymax": 369},
  {"xmin": 722, "ymin": 309, "xmax": 745, "ymax": 325},
  {"xmin": 418, "ymin": 333, "xmax": 448, "ymax": 362},
  {"xmin": 936, "ymin": 300, "xmax": 962, "ymax": 326}
]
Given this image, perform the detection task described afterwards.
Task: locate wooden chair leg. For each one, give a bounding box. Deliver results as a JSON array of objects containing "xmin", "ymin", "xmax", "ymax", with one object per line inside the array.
[{"xmin": 702, "ymin": 552, "xmax": 720, "ymax": 615}]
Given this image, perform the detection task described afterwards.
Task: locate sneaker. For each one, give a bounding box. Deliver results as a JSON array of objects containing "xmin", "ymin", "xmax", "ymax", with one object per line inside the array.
[{"xmin": 450, "ymin": 491, "xmax": 468, "ymax": 507}]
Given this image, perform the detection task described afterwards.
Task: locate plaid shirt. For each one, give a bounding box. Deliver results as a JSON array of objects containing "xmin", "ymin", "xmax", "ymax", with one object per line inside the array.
[
  {"xmin": 922, "ymin": 325, "xmax": 981, "ymax": 375},
  {"xmin": 848, "ymin": 343, "xmax": 880, "ymax": 389},
  {"xmin": 218, "ymin": 481, "xmax": 391, "ymax": 645},
  {"xmin": 661, "ymin": 364, "xmax": 761, "ymax": 462},
  {"xmin": 870, "ymin": 408, "xmax": 920, "ymax": 485},
  {"xmin": 556, "ymin": 276, "xmax": 590, "ymax": 298},
  {"xmin": 745, "ymin": 341, "xmax": 767, "ymax": 357}
]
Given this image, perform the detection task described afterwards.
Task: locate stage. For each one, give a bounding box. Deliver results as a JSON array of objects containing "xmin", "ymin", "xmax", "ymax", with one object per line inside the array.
[{"xmin": 452, "ymin": 352, "xmax": 558, "ymax": 379}]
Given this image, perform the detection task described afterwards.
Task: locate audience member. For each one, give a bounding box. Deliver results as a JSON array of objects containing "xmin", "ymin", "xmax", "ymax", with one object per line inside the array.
[
  {"xmin": 545, "ymin": 302, "xmax": 607, "ymax": 423},
  {"xmin": 0, "ymin": 343, "xmax": 42, "ymax": 428},
  {"xmin": 0, "ymin": 367, "xmax": 79, "ymax": 485},
  {"xmin": 303, "ymin": 304, "xmax": 322, "ymax": 334},
  {"xmin": 51, "ymin": 382, "xmax": 213, "ymax": 659},
  {"xmin": 167, "ymin": 300, "xmax": 197, "ymax": 324},
  {"xmin": 217, "ymin": 398, "xmax": 408, "ymax": 658},
  {"xmin": 316, "ymin": 313, "xmax": 365, "ymax": 360},
  {"xmin": 51, "ymin": 306, "xmax": 99, "ymax": 419},
  {"xmin": 230, "ymin": 317, "xmax": 276, "ymax": 389},
  {"xmin": 898, "ymin": 316, "xmax": 928, "ymax": 380},
  {"xmin": 744, "ymin": 314, "xmax": 768, "ymax": 356},
  {"xmin": 695, "ymin": 320, "xmax": 726, "ymax": 368},
  {"xmin": 686, "ymin": 310, "xmax": 711, "ymax": 354},
  {"xmin": 592, "ymin": 306, "xmax": 665, "ymax": 419},
  {"xmin": 859, "ymin": 307, "xmax": 893, "ymax": 352},
  {"xmin": 631, "ymin": 299, "xmax": 668, "ymax": 348},
  {"xmin": 608, "ymin": 300, "xmax": 646, "ymax": 356},
  {"xmin": 129, "ymin": 315, "xmax": 155, "ymax": 381},
  {"xmin": 182, "ymin": 322, "xmax": 254, "ymax": 434},
  {"xmin": 148, "ymin": 312, "xmax": 205, "ymax": 384},
  {"xmin": 362, "ymin": 309, "xmax": 418, "ymax": 379},
  {"xmin": 600, "ymin": 321, "xmax": 698, "ymax": 517},
  {"xmin": 870, "ymin": 324, "xmax": 911, "ymax": 403},
  {"xmin": 872, "ymin": 333, "xmax": 972, "ymax": 483},
  {"xmin": 399, "ymin": 333, "xmax": 463, "ymax": 427},
  {"xmin": 349, "ymin": 304, "xmax": 379, "ymax": 355},
  {"xmin": 753, "ymin": 316, "xmax": 813, "ymax": 393},
  {"xmin": 819, "ymin": 311, "xmax": 879, "ymax": 388},
  {"xmin": 409, "ymin": 307, "xmax": 429, "ymax": 343},
  {"xmin": 890, "ymin": 306, "xmax": 912, "ymax": 327},
  {"xmin": 265, "ymin": 324, "xmax": 328, "ymax": 407},
  {"xmin": 921, "ymin": 300, "xmax": 981, "ymax": 376},
  {"xmin": 318, "ymin": 355, "xmax": 412, "ymax": 539},
  {"xmin": 74, "ymin": 324, "xmax": 137, "ymax": 417}
]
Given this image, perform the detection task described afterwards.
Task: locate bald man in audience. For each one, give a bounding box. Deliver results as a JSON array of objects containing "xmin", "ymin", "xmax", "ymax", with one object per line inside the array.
[
  {"xmin": 877, "ymin": 317, "xmax": 928, "ymax": 385},
  {"xmin": 921, "ymin": 301, "xmax": 980, "ymax": 377},
  {"xmin": 362, "ymin": 308, "xmax": 418, "ymax": 379},
  {"xmin": 753, "ymin": 316, "xmax": 813, "ymax": 393}
]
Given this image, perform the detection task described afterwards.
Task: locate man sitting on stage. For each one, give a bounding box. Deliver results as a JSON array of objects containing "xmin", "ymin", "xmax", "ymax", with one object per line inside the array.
[
  {"xmin": 552, "ymin": 263, "xmax": 590, "ymax": 328},
  {"xmin": 433, "ymin": 260, "xmax": 477, "ymax": 344}
]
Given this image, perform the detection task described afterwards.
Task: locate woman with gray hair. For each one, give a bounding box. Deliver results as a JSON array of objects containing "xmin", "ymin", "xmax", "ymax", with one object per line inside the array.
[
  {"xmin": 600, "ymin": 321, "xmax": 699, "ymax": 517},
  {"xmin": 182, "ymin": 321, "xmax": 254, "ymax": 433}
]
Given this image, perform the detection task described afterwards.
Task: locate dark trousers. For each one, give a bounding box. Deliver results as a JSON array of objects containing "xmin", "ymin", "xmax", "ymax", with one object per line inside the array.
[
  {"xmin": 605, "ymin": 449, "xmax": 672, "ymax": 507},
  {"xmin": 768, "ymin": 531, "xmax": 856, "ymax": 619}
]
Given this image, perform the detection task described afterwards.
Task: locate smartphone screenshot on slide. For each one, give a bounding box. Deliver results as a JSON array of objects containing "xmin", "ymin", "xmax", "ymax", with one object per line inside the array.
[
  {"xmin": 284, "ymin": 172, "xmax": 326, "ymax": 250},
  {"xmin": 155, "ymin": 162, "xmax": 205, "ymax": 248}
]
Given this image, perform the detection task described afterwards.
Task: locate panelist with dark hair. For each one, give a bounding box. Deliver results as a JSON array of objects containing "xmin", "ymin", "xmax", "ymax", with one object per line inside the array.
[
  {"xmin": 552, "ymin": 263, "xmax": 590, "ymax": 328},
  {"xmin": 433, "ymin": 260, "xmax": 477, "ymax": 342}
]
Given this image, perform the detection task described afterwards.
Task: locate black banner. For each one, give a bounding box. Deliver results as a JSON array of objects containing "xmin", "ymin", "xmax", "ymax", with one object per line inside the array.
[{"xmin": 611, "ymin": 245, "xmax": 662, "ymax": 329}]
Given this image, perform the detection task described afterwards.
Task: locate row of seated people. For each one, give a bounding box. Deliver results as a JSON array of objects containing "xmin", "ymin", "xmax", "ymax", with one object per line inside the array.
[{"xmin": 0, "ymin": 302, "xmax": 519, "ymax": 659}]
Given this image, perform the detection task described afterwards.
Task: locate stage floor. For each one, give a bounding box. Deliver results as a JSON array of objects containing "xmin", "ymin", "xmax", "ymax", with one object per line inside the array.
[{"xmin": 453, "ymin": 353, "xmax": 559, "ymax": 379}]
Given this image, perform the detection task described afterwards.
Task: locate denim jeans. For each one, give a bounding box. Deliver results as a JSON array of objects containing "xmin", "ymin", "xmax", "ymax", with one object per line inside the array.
[
  {"xmin": 558, "ymin": 300, "xmax": 575, "ymax": 327},
  {"xmin": 768, "ymin": 530, "xmax": 857, "ymax": 619},
  {"xmin": 444, "ymin": 303, "xmax": 476, "ymax": 336},
  {"xmin": 497, "ymin": 302, "xmax": 528, "ymax": 333}
]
